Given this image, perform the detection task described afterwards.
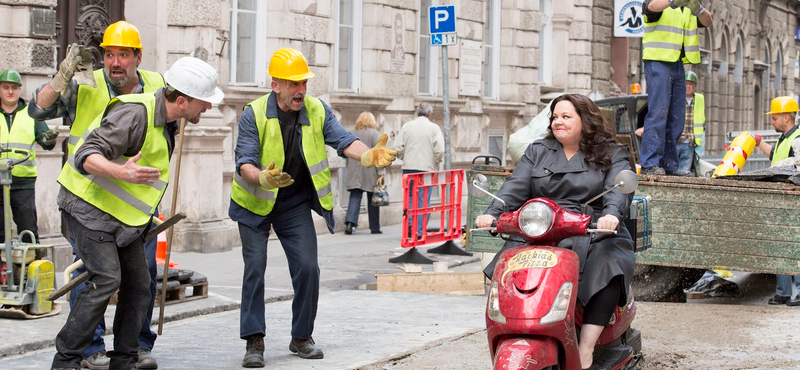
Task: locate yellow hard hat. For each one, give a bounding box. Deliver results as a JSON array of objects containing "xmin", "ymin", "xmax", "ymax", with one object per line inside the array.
[
  {"xmin": 268, "ymin": 48, "xmax": 315, "ymax": 81},
  {"xmin": 100, "ymin": 21, "xmax": 143, "ymax": 50},
  {"xmin": 765, "ymin": 96, "xmax": 799, "ymax": 115}
]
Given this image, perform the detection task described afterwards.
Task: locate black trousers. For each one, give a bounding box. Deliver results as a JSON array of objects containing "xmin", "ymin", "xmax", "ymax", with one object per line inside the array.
[{"xmin": 0, "ymin": 188, "xmax": 38, "ymax": 243}]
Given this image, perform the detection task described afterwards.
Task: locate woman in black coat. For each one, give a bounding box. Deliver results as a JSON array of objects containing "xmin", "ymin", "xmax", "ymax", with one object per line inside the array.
[{"xmin": 476, "ymin": 94, "xmax": 635, "ymax": 369}]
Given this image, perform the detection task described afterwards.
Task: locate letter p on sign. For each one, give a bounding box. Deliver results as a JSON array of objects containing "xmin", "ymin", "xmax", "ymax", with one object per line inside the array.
[{"xmin": 429, "ymin": 5, "xmax": 456, "ymax": 34}]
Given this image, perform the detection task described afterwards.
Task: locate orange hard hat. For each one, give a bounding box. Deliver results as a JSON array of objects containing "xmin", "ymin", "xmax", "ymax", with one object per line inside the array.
[
  {"xmin": 268, "ymin": 48, "xmax": 315, "ymax": 81},
  {"xmin": 100, "ymin": 21, "xmax": 143, "ymax": 50},
  {"xmin": 765, "ymin": 96, "xmax": 799, "ymax": 115}
]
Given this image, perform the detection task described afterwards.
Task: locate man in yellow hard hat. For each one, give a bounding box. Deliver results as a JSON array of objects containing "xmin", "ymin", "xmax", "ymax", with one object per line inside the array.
[
  {"xmin": 639, "ymin": 0, "xmax": 712, "ymax": 176},
  {"xmin": 229, "ymin": 47, "xmax": 396, "ymax": 367},
  {"xmin": 0, "ymin": 69, "xmax": 58, "ymax": 247},
  {"xmin": 50, "ymin": 56, "xmax": 223, "ymax": 370},
  {"xmin": 30, "ymin": 21, "xmax": 165, "ymax": 370},
  {"xmin": 758, "ymin": 96, "xmax": 800, "ymax": 306}
]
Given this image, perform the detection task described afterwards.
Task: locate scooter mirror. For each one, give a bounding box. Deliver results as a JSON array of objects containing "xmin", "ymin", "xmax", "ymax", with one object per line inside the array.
[
  {"xmin": 614, "ymin": 170, "xmax": 638, "ymax": 194},
  {"xmin": 468, "ymin": 174, "xmax": 490, "ymax": 198}
]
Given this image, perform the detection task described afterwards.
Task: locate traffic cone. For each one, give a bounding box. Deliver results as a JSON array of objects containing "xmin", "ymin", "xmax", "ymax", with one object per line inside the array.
[{"xmin": 155, "ymin": 213, "xmax": 178, "ymax": 268}]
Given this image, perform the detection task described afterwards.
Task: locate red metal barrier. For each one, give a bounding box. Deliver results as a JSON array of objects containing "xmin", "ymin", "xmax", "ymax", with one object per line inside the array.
[{"xmin": 401, "ymin": 169, "xmax": 464, "ymax": 249}]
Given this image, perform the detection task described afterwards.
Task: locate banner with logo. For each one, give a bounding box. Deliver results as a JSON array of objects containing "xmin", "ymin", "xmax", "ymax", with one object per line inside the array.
[{"xmin": 614, "ymin": 0, "xmax": 644, "ymax": 38}]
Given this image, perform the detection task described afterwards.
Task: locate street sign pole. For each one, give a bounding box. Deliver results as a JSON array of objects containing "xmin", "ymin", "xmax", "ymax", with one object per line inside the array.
[
  {"xmin": 429, "ymin": 5, "xmax": 456, "ymax": 171},
  {"xmin": 442, "ymin": 44, "xmax": 451, "ymax": 170}
]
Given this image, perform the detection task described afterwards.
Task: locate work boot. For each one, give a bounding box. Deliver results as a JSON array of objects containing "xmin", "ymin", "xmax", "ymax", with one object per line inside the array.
[
  {"xmin": 768, "ymin": 294, "xmax": 790, "ymax": 305},
  {"xmin": 289, "ymin": 337, "xmax": 324, "ymax": 359},
  {"xmin": 136, "ymin": 349, "xmax": 158, "ymax": 369},
  {"xmin": 80, "ymin": 350, "xmax": 110, "ymax": 370},
  {"xmin": 242, "ymin": 335, "xmax": 265, "ymax": 368},
  {"xmin": 787, "ymin": 295, "xmax": 800, "ymax": 307},
  {"xmin": 640, "ymin": 166, "xmax": 665, "ymax": 176},
  {"xmin": 344, "ymin": 222, "xmax": 355, "ymax": 235}
]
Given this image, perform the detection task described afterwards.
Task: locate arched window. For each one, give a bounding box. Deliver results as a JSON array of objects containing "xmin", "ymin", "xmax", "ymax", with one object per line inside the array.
[
  {"xmin": 717, "ymin": 33, "xmax": 728, "ymax": 77},
  {"xmin": 733, "ymin": 38, "xmax": 743, "ymax": 84},
  {"xmin": 774, "ymin": 49, "xmax": 783, "ymax": 91},
  {"xmin": 762, "ymin": 44, "xmax": 771, "ymax": 92}
]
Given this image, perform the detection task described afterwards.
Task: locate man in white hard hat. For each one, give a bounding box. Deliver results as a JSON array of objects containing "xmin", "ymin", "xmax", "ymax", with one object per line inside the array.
[{"xmin": 50, "ymin": 57, "xmax": 223, "ymax": 370}]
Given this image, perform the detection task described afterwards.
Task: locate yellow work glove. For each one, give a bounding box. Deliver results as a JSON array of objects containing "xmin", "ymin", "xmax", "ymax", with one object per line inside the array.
[
  {"xmin": 360, "ymin": 134, "xmax": 397, "ymax": 169},
  {"xmin": 258, "ymin": 161, "xmax": 294, "ymax": 190},
  {"xmin": 51, "ymin": 43, "xmax": 85, "ymax": 95}
]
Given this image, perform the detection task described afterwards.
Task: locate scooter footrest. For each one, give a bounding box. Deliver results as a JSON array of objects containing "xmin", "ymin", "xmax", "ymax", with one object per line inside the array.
[{"xmin": 592, "ymin": 344, "xmax": 633, "ymax": 370}]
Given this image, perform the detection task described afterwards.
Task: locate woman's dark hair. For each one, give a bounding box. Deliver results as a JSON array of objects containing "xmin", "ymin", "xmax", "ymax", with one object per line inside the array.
[{"xmin": 545, "ymin": 94, "xmax": 621, "ymax": 171}]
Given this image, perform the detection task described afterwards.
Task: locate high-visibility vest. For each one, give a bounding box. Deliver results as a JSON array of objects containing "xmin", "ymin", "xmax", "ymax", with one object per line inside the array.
[
  {"xmin": 0, "ymin": 106, "xmax": 37, "ymax": 177},
  {"xmin": 69, "ymin": 69, "xmax": 164, "ymax": 155},
  {"xmin": 692, "ymin": 93, "xmax": 705, "ymax": 146},
  {"xmin": 643, "ymin": 7, "xmax": 700, "ymax": 64},
  {"xmin": 57, "ymin": 93, "xmax": 169, "ymax": 227},
  {"xmin": 230, "ymin": 93, "xmax": 333, "ymax": 216},
  {"xmin": 772, "ymin": 126, "xmax": 800, "ymax": 165}
]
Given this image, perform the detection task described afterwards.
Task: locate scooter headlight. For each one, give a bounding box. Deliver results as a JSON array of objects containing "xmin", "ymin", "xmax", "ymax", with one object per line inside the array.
[
  {"xmin": 518, "ymin": 201, "xmax": 555, "ymax": 238},
  {"xmin": 540, "ymin": 282, "xmax": 573, "ymax": 325},
  {"xmin": 487, "ymin": 280, "xmax": 506, "ymax": 324}
]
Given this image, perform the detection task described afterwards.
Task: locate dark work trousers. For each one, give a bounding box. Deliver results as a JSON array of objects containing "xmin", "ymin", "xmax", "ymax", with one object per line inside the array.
[
  {"xmin": 68, "ymin": 211, "xmax": 159, "ymax": 357},
  {"xmin": 239, "ymin": 202, "xmax": 320, "ymax": 340},
  {"xmin": 53, "ymin": 212, "xmax": 151, "ymax": 370},
  {"xmin": 345, "ymin": 189, "xmax": 381, "ymax": 232},
  {"xmin": 640, "ymin": 60, "xmax": 685, "ymax": 172},
  {"xmin": 403, "ymin": 169, "xmax": 431, "ymax": 237},
  {"xmin": 0, "ymin": 188, "xmax": 38, "ymax": 243}
]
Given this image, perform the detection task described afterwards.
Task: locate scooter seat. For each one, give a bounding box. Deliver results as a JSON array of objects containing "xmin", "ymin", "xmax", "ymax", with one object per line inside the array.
[{"xmin": 590, "ymin": 344, "xmax": 633, "ymax": 370}]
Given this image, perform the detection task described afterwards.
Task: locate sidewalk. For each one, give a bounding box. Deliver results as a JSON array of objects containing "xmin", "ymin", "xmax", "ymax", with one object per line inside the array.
[{"xmin": 0, "ymin": 221, "xmax": 488, "ymax": 369}]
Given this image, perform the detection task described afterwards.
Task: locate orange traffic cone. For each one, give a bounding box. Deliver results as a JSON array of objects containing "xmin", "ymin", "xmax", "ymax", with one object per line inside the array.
[{"xmin": 155, "ymin": 213, "xmax": 178, "ymax": 268}]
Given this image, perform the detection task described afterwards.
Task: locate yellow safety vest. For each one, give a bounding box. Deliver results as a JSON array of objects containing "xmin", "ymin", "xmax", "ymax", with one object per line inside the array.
[
  {"xmin": 57, "ymin": 93, "xmax": 169, "ymax": 227},
  {"xmin": 643, "ymin": 7, "xmax": 700, "ymax": 64},
  {"xmin": 0, "ymin": 106, "xmax": 37, "ymax": 177},
  {"xmin": 772, "ymin": 126, "xmax": 800, "ymax": 165},
  {"xmin": 69, "ymin": 69, "xmax": 164, "ymax": 155},
  {"xmin": 230, "ymin": 93, "xmax": 333, "ymax": 216},
  {"xmin": 692, "ymin": 93, "xmax": 705, "ymax": 146}
]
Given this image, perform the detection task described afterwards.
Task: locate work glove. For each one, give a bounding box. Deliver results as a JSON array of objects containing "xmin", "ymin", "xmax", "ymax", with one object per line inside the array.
[
  {"xmin": 670, "ymin": 0, "xmax": 701, "ymax": 16},
  {"xmin": 42, "ymin": 128, "xmax": 59, "ymax": 146},
  {"xmin": 51, "ymin": 44, "xmax": 94, "ymax": 95},
  {"xmin": 753, "ymin": 134, "xmax": 762, "ymax": 146},
  {"xmin": 258, "ymin": 161, "xmax": 294, "ymax": 190},
  {"xmin": 72, "ymin": 45, "xmax": 96, "ymax": 88},
  {"xmin": 360, "ymin": 134, "xmax": 397, "ymax": 169}
]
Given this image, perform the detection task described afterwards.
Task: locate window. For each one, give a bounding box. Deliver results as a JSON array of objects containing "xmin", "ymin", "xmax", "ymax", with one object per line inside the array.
[
  {"xmin": 733, "ymin": 38, "xmax": 743, "ymax": 84},
  {"xmin": 762, "ymin": 45, "xmax": 770, "ymax": 91},
  {"xmin": 774, "ymin": 50, "xmax": 783, "ymax": 91},
  {"xmin": 335, "ymin": 0, "xmax": 363, "ymax": 91},
  {"xmin": 488, "ymin": 129, "xmax": 506, "ymax": 165},
  {"xmin": 484, "ymin": 0, "xmax": 500, "ymax": 99},
  {"xmin": 539, "ymin": 0, "xmax": 553, "ymax": 85},
  {"xmin": 418, "ymin": 0, "xmax": 439, "ymax": 95},
  {"xmin": 229, "ymin": 0, "xmax": 267, "ymax": 86}
]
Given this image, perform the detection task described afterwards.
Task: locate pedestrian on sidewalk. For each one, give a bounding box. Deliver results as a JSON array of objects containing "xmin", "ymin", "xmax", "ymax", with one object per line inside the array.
[
  {"xmin": 229, "ymin": 47, "xmax": 396, "ymax": 368},
  {"xmin": 394, "ymin": 102, "xmax": 444, "ymax": 237},
  {"xmin": 49, "ymin": 57, "xmax": 223, "ymax": 370},
  {"xmin": 344, "ymin": 111, "xmax": 385, "ymax": 235},
  {"xmin": 639, "ymin": 0, "xmax": 712, "ymax": 176},
  {"xmin": 29, "ymin": 21, "xmax": 166, "ymax": 370},
  {"xmin": 0, "ymin": 69, "xmax": 58, "ymax": 246}
]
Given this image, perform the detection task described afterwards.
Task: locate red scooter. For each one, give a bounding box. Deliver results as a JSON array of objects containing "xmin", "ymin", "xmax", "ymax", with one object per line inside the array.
[{"xmin": 470, "ymin": 170, "xmax": 643, "ymax": 370}]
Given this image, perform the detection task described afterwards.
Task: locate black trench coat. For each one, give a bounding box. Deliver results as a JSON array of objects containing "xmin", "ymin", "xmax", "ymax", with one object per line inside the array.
[{"xmin": 483, "ymin": 138, "xmax": 635, "ymax": 307}]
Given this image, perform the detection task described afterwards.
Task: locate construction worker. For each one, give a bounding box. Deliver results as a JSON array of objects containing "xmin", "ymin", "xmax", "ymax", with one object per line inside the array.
[
  {"xmin": 229, "ymin": 47, "xmax": 396, "ymax": 368},
  {"xmin": 639, "ymin": 0, "xmax": 712, "ymax": 176},
  {"xmin": 29, "ymin": 21, "xmax": 165, "ymax": 370},
  {"xmin": 50, "ymin": 56, "xmax": 223, "ymax": 370},
  {"xmin": 757, "ymin": 96, "xmax": 800, "ymax": 306},
  {"xmin": 0, "ymin": 69, "xmax": 58, "ymax": 245},
  {"xmin": 674, "ymin": 70, "xmax": 706, "ymax": 176}
]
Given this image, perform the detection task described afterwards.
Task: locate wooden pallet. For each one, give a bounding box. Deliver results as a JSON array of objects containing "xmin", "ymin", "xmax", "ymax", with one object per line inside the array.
[{"xmin": 109, "ymin": 280, "xmax": 209, "ymax": 306}]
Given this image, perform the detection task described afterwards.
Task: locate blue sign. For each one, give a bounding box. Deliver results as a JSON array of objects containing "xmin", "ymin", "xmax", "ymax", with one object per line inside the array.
[{"xmin": 429, "ymin": 5, "xmax": 456, "ymax": 34}]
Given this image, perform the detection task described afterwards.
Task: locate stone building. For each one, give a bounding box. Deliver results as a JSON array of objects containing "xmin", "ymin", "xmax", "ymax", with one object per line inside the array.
[{"xmin": 2, "ymin": 0, "xmax": 798, "ymax": 269}]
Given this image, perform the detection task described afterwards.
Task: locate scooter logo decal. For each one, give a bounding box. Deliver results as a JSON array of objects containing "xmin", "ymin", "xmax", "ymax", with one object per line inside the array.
[{"xmin": 501, "ymin": 249, "xmax": 558, "ymax": 282}]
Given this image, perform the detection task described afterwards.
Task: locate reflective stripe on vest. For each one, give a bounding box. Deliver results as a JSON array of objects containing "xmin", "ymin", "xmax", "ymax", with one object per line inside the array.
[
  {"xmin": 0, "ymin": 106, "xmax": 38, "ymax": 177},
  {"xmin": 643, "ymin": 7, "xmax": 700, "ymax": 64},
  {"xmin": 692, "ymin": 93, "xmax": 705, "ymax": 146},
  {"xmin": 57, "ymin": 93, "xmax": 170, "ymax": 226},
  {"xmin": 772, "ymin": 126, "xmax": 800, "ymax": 165},
  {"xmin": 69, "ymin": 69, "xmax": 165, "ymax": 155},
  {"xmin": 230, "ymin": 93, "xmax": 333, "ymax": 216}
]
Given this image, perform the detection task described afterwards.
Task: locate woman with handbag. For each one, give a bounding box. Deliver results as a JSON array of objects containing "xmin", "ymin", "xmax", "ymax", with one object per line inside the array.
[{"xmin": 344, "ymin": 111, "xmax": 385, "ymax": 234}]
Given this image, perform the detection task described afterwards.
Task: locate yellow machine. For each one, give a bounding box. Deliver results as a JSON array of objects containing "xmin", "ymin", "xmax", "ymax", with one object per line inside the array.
[{"xmin": 0, "ymin": 149, "xmax": 59, "ymax": 319}]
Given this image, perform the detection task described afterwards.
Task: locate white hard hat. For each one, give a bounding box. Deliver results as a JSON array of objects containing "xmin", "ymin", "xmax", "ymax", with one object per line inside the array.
[{"xmin": 164, "ymin": 57, "xmax": 225, "ymax": 104}]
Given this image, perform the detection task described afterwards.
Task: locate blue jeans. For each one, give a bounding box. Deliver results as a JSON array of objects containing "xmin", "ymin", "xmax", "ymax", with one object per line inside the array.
[
  {"xmin": 69, "ymin": 213, "xmax": 159, "ymax": 358},
  {"xmin": 345, "ymin": 189, "xmax": 381, "ymax": 232},
  {"xmin": 239, "ymin": 201, "xmax": 319, "ymax": 340},
  {"xmin": 404, "ymin": 170, "xmax": 431, "ymax": 236},
  {"xmin": 675, "ymin": 142, "xmax": 694, "ymax": 174},
  {"xmin": 776, "ymin": 275, "xmax": 800, "ymax": 297},
  {"xmin": 641, "ymin": 60, "xmax": 686, "ymax": 171},
  {"xmin": 54, "ymin": 212, "xmax": 151, "ymax": 370}
]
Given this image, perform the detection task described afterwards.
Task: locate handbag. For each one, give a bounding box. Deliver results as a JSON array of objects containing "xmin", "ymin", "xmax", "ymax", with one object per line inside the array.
[{"xmin": 371, "ymin": 177, "xmax": 390, "ymax": 207}]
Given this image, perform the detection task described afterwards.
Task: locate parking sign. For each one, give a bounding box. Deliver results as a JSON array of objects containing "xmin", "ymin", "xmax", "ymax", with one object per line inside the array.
[{"xmin": 429, "ymin": 5, "xmax": 456, "ymax": 34}]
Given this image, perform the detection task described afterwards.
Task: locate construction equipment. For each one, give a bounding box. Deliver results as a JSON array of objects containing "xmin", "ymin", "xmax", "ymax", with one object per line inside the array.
[{"xmin": 0, "ymin": 148, "xmax": 60, "ymax": 319}]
